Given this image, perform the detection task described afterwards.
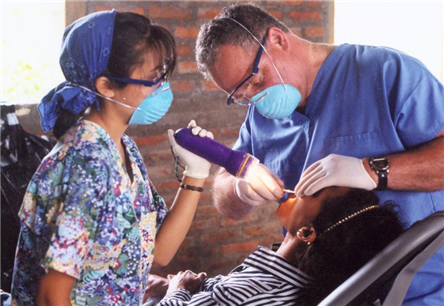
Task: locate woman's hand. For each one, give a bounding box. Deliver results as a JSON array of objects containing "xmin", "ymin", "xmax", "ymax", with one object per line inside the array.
[
  {"xmin": 167, "ymin": 270, "xmax": 207, "ymax": 294},
  {"xmin": 168, "ymin": 120, "xmax": 213, "ymax": 179}
]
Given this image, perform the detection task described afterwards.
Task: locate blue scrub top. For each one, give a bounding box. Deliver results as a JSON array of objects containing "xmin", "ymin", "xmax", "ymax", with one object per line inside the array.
[{"xmin": 233, "ymin": 44, "xmax": 444, "ymax": 305}]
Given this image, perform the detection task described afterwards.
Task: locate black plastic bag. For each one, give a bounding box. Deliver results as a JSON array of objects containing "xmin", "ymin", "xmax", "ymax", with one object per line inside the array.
[{"xmin": 1, "ymin": 105, "xmax": 55, "ymax": 292}]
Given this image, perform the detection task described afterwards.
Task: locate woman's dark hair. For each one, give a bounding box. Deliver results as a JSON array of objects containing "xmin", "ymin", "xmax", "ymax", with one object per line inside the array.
[
  {"xmin": 297, "ymin": 188, "xmax": 404, "ymax": 305},
  {"xmin": 53, "ymin": 11, "xmax": 176, "ymax": 139}
]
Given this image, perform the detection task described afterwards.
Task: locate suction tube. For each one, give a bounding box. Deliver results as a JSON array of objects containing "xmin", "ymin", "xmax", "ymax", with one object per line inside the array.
[{"xmin": 174, "ymin": 128, "xmax": 259, "ymax": 182}]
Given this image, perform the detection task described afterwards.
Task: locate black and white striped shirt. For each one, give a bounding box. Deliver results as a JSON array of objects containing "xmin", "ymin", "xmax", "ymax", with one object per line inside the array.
[{"xmin": 157, "ymin": 246, "xmax": 312, "ymax": 306}]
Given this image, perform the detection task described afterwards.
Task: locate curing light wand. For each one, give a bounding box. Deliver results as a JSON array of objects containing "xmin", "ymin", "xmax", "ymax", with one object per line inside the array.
[{"xmin": 174, "ymin": 128, "xmax": 260, "ymax": 182}]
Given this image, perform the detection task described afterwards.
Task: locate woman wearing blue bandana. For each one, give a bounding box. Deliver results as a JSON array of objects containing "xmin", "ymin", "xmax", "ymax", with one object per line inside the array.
[{"xmin": 11, "ymin": 10, "xmax": 212, "ymax": 305}]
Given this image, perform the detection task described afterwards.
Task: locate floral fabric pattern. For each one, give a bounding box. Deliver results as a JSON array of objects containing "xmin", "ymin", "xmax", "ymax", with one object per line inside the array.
[{"xmin": 11, "ymin": 120, "xmax": 168, "ymax": 305}]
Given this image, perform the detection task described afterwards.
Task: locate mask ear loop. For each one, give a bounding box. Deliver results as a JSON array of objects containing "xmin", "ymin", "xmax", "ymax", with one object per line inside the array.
[
  {"xmin": 69, "ymin": 82, "xmax": 142, "ymax": 110},
  {"xmin": 169, "ymin": 143, "xmax": 186, "ymax": 183},
  {"xmin": 227, "ymin": 18, "xmax": 287, "ymax": 92}
]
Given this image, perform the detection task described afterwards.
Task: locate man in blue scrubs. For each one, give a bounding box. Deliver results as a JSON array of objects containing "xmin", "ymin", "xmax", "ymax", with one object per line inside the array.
[{"xmin": 195, "ymin": 3, "xmax": 444, "ymax": 305}]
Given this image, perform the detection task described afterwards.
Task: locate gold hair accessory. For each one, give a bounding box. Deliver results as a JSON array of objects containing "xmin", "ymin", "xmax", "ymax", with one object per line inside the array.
[{"xmin": 318, "ymin": 205, "xmax": 380, "ymax": 238}]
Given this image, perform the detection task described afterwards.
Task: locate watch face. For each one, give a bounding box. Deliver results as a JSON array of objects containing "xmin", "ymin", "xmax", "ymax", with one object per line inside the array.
[{"xmin": 371, "ymin": 158, "xmax": 390, "ymax": 170}]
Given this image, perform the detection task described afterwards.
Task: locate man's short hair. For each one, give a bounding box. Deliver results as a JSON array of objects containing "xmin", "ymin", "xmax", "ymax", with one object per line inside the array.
[{"xmin": 195, "ymin": 3, "xmax": 290, "ymax": 79}]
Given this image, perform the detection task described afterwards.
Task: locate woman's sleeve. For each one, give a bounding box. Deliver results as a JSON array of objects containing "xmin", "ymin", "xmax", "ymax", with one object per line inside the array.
[{"xmin": 42, "ymin": 156, "xmax": 110, "ymax": 279}]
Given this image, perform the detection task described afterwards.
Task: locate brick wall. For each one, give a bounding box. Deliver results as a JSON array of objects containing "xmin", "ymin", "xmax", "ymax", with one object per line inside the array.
[{"xmin": 17, "ymin": 0, "xmax": 333, "ymax": 278}]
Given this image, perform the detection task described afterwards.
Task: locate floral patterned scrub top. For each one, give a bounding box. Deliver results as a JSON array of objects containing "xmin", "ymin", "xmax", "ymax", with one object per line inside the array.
[{"xmin": 11, "ymin": 120, "xmax": 168, "ymax": 305}]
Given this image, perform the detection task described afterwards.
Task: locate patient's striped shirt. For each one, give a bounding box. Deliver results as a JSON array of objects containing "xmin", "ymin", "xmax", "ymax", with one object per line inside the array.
[{"xmin": 157, "ymin": 246, "xmax": 312, "ymax": 306}]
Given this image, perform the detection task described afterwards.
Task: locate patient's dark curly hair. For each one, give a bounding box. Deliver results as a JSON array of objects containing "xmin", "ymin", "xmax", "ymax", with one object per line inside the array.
[{"xmin": 296, "ymin": 188, "xmax": 404, "ymax": 305}]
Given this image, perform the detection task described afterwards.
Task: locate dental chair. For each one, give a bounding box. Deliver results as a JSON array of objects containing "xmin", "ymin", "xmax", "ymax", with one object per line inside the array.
[{"xmin": 319, "ymin": 210, "xmax": 444, "ymax": 306}]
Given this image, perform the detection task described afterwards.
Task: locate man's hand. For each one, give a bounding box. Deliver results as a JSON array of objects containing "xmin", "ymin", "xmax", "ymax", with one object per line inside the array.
[
  {"xmin": 143, "ymin": 274, "xmax": 169, "ymax": 302},
  {"xmin": 167, "ymin": 270, "xmax": 207, "ymax": 294},
  {"xmin": 235, "ymin": 163, "xmax": 284, "ymax": 206},
  {"xmin": 295, "ymin": 154, "xmax": 376, "ymax": 197}
]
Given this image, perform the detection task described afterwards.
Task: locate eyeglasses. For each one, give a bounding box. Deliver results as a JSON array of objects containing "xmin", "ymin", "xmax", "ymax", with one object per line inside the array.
[
  {"xmin": 106, "ymin": 63, "xmax": 170, "ymax": 87},
  {"xmin": 226, "ymin": 34, "xmax": 268, "ymax": 106}
]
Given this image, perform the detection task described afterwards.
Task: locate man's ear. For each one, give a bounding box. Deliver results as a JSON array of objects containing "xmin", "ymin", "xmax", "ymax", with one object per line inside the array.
[
  {"xmin": 95, "ymin": 76, "xmax": 115, "ymax": 98},
  {"xmin": 267, "ymin": 27, "xmax": 290, "ymax": 52},
  {"xmin": 296, "ymin": 226, "xmax": 317, "ymax": 245}
]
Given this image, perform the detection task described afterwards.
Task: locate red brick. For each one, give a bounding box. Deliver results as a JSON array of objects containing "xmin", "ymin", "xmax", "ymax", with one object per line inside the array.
[
  {"xmin": 200, "ymin": 79, "xmax": 219, "ymax": 91},
  {"xmin": 219, "ymin": 128, "xmax": 242, "ymax": 137},
  {"xmin": 175, "ymin": 26, "xmax": 200, "ymax": 39},
  {"xmin": 279, "ymin": 0, "xmax": 304, "ymax": 5},
  {"xmin": 220, "ymin": 214, "xmax": 254, "ymax": 227},
  {"xmin": 197, "ymin": 205, "xmax": 219, "ymax": 217},
  {"xmin": 155, "ymin": 180, "xmax": 180, "ymax": 191},
  {"xmin": 200, "ymin": 228, "xmax": 240, "ymax": 244},
  {"xmin": 197, "ymin": 7, "xmax": 221, "ymax": 19},
  {"xmin": 207, "ymin": 258, "xmax": 239, "ymax": 274},
  {"xmin": 177, "ymin": 44, "xmax": 193, "ymax": 57},
  {"xmin": 94, "ymin": 6, "xmax": 144, "ymax": 15},
  {"xmin": 243, "ymin": 222, "xmax": 281, "ymax": 236},
  {"xmin": 290, "ymin": 27, "xmax": 303, "ymax": 37},
  {"xmin": 307, "ymin": 1, "xmax": 324, "ymax": 8},
  {"xmin": 220, "ymin": 240, "xmax": 260, "ymax": 256},
  {"xmin": 134, "ymin": 134, "xmax": 168, "ymax": 146},
  {"xmin": 148, "ymin": 6, "xmax": 193, "ymax": 20},
  {"xmin": 156, "ymin": 24, "xmax": 171, "ymax": 32},
  {"xmin": 289, "ymin": 10, "xmax": 323, "ymax": 22},
  {"xmin": 305, "ymin": 26, "xmax": 324, "ymax": 37},
  {"xmin": 190, "ymin": 217, "xmax": 218, "ymax": 231},
  {"xmin": 178, "ymin": 61, "xmax": 199, "ymax": 74},
  {"xmin": 171, "ymin": 80, "xmax": 193, "ymax": 92},
  {"xmin": 198, "ymin": 193, "xmax": 212, "ymax": 202},
  {"xmin": 94, "ymin": 5, "xmax": 114, "ymax": 12},
  {"xmin": 268, "ymin": 10, "xmax": 283, "ymax": 19}
]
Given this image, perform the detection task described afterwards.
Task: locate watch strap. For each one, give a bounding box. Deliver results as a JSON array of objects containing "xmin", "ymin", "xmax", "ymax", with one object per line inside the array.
[
  {"xmin": 375, "ymin": 169, "xmax": 388, "ymax": 190},
  {"xmin": 369, "ymin": 157, "xmax": 389, "ymax": 191}
]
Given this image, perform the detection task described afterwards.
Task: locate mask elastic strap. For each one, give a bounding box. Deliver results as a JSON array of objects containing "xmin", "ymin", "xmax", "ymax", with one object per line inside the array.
[
  {"xmin": 227, "ymin": 18, "xmax": 287, "ymax": 91},
  {"xmin": 68, "ymin": 82, "xmax": 141, "ymax": 111}
]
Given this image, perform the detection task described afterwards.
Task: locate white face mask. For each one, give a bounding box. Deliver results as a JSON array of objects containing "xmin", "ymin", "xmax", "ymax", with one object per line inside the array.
[
  {"xmin": 127, "ymin": 82, "xmax": 173, "ymax": 125},
  {"xmin": 252, "ymin": 84, "xmax": 301, "ymax": 119}
]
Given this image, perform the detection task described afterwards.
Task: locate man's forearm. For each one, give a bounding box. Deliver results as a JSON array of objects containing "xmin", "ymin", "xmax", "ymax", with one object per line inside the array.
[
  {"xmin": 213, "ymin": 169, "xmax": 255, "ymax": 219},
  {"xmin": 363, "ymin": 133, "xmax": 444, "ymax": 191}
]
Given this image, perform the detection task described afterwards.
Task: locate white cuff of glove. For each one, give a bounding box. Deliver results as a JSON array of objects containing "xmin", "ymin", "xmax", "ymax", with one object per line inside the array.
[{"xmin": 168, "ymin": 120, "xmax": 213, "ymax": 179}]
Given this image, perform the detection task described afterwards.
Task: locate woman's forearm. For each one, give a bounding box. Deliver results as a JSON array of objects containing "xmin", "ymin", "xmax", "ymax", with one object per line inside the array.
[{"xmin": 154, "ymin": 176, "xmax": 205, "ymax": 266}]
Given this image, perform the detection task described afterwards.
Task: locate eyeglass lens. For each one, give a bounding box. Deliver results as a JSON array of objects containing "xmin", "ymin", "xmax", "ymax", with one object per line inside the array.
[{"xmin": 227, "ymin": 34, "xmax": 268, "ymax": 106}]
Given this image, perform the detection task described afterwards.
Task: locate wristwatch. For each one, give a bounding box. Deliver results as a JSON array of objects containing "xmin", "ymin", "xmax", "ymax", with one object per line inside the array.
[{"xmin": 369, "ymin": 157, "xmax": 390, "ymax": 190}]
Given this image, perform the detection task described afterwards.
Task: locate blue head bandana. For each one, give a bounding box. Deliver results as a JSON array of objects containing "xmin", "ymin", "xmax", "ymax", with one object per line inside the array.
[{"xmin": 37, "ymin": 9, "xmax": 116, "ymax": 132}]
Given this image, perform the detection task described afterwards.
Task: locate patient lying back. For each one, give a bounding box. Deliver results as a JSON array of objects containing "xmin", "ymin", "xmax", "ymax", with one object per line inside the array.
[{"xmin": 155, "ymin": 187, "xmax": 404, "ymax": 306}]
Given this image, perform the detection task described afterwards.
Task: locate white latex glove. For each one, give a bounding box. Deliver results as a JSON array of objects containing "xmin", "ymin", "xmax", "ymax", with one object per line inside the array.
[
  {"xmin": 168, "ymin": 120, "xmax": 213, "ymax": 179},
  {"xmin": 295, "ymin": 154, "xmax": 377, "ymax": 197},
  {"xmin": 235, "ymin": 163, "xmax": 284, "ymax": 206}
]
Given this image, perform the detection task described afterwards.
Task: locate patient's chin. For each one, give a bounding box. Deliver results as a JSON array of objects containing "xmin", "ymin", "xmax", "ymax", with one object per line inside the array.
[{"xmin": 276, "ymin": 197, "xmax": 296, "ymax": 228}]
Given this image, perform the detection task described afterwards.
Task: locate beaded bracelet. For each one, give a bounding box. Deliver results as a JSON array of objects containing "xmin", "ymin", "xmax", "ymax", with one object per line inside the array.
[{"xmin": 180, "ymin": 183, "xmax": 203, "ymax": 192}]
